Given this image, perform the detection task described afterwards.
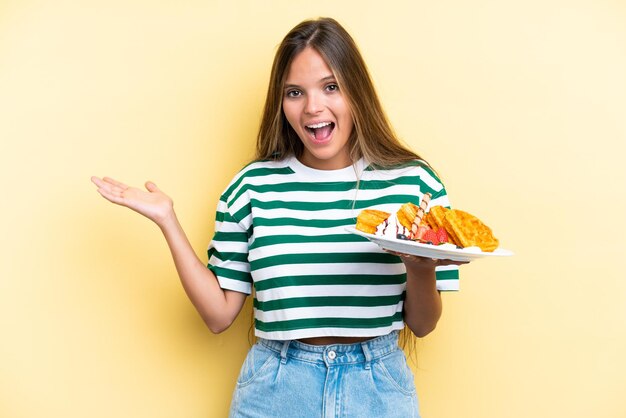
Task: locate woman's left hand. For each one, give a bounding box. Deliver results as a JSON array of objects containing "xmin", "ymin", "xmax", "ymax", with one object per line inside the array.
[{"xmin": 384, "ymin": 250, "xmax": 469, "ymax": 270}]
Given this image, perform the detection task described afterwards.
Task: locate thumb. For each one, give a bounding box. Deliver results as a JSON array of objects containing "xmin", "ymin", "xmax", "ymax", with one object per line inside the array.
[{"xmin": 145, "ymin": 181, "xmax": 160, "ymax": 192}]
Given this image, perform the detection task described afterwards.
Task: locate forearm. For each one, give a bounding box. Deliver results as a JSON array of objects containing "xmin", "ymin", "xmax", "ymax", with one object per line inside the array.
[
  {"xmin": 158, "ymin": 212, "xmax": 245, "ymax": 333},
  {"xmin": 403, "ymin": 264, "xmax": 442, "ymax": 338}
]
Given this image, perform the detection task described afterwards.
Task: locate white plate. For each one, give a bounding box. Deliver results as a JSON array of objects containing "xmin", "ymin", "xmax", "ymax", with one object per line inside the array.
[{"xmin": 345, "ymin": 226, "xmax": 513, "ymax": 262}]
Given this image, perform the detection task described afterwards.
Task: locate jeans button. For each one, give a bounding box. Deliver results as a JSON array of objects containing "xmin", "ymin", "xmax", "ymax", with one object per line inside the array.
[{"xmin": 327, "ymin": 350, "xmax": 337, "ymax": 360}]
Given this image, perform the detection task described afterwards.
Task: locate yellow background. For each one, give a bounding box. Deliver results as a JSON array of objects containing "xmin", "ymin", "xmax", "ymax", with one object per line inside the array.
[{"xmin": 1, "ymin": 0, "xmax": 625, "ymax": 417}]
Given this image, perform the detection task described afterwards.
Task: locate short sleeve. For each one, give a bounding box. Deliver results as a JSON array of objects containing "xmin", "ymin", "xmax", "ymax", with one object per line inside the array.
[
  {"xmin": 207, "ymin": 188, "xmax": 253, "ymax": 295},
  {"xmin": 435, "ymin": 265, "xmax": 460, "ymax": 291}
]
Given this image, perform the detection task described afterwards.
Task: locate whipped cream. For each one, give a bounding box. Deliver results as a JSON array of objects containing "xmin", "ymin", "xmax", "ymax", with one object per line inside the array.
[{"xmin": 375, "ymin": 212, "xmax": 410, "ymax": 240}]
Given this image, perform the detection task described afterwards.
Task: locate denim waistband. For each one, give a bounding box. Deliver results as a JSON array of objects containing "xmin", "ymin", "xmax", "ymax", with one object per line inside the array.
[{"xmin": 258, "ymin": 331, "xmax": 400, "ymax": 367}]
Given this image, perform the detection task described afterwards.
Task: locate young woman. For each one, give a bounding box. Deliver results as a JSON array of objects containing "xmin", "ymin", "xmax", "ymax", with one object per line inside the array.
[{"xmin": 92, "ymin": 17, "xmax": 465, "ymax": 418}]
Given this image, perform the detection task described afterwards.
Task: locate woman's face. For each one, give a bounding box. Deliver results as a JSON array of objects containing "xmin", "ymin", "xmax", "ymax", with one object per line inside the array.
[{"xmin": 282, "ymin": 47, "xmax": 354, "ymax": 170}]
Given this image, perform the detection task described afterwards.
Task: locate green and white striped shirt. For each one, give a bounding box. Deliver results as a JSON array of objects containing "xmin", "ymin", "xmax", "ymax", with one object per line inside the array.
[{"xmin": 208, "ymin": 155, "xmax": 459, "ymax": 340}]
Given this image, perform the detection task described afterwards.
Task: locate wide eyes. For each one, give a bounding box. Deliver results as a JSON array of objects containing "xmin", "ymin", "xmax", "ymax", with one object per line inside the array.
[{"xmin": 285, "ymin": 83, "xmax": 339, "ymax": 98}]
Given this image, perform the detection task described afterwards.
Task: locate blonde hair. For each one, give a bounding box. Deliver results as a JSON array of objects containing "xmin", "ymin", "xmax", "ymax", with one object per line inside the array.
[{"xmin": 255, "ymin": 17, "xmax": 426, "ymax": 169}]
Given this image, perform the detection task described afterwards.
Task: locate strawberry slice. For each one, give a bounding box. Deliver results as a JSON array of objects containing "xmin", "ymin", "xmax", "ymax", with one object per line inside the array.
[
  {"xmin": 414, "ymin": 225, "xmax": 430, "ymax": 241},
  {"xmin": 421, "ymin": 229, "xmax": 439, "ymax": 245},
  {"xmin": 436, "ymin": 227, "xmax": 448, "ymax": 244}
]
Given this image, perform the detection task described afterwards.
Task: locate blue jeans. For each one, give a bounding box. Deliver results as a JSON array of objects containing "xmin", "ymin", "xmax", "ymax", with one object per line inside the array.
[{"xmin": 229, "ymin": 331, "xmax": 420, "ymax": 418}]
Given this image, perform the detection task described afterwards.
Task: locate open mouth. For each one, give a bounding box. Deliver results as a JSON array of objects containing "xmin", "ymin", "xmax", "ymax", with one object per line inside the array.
[{"xmin": 305, "ymin": 122, "xmax": 335, "ymax": 142}]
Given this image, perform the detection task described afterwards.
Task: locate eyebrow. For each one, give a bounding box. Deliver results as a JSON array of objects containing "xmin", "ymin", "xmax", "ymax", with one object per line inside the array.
[{"xmin": 284, "ymin": 75, "xmax": 337, "ymax": 90}]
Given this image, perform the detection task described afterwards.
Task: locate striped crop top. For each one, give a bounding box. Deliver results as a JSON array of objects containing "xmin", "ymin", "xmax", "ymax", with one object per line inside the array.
[{"xmin": 207, "ymin": 155, "xmax": 459, "ymax": 340}]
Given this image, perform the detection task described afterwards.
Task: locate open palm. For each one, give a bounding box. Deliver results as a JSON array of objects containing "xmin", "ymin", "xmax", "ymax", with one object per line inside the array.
[{"xmin": 91, "ymin": 176, "xmax": 174, "ymax": 225}]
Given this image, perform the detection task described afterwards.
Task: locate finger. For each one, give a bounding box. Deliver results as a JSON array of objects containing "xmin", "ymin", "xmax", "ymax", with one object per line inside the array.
[
  {"xmin": 91, "ymin": 176, "xmax": 106, "ymax": 188},
  {"xmin": 95, "ymin": 186, "xmax": 126, "ymax": 205},
  {"xmin": 399, "ymin": 254, "xmax": 438, "ymax": 265},
  {"xmin": 92, "ymin": 176, "xmax": 130, "ymax": 201},
  {"xmin": 102, "ymin": 176, "xmax": 129, "ymax": 190},
  {"xmin": 145, "ymin": 181, "xmax": 159, "ymax": 192},
  {"xmin": 438, "ymin": 260, "xmax": 470, "ymax": 266},
  {"xmin": 91, "ymin": 177, "xmax": 122, "ymax": 197},
  {"xmin": 384, "ymin": 249, "xmax": 430, "ymax": 262},
  {"xmin": 382, "ymin": 247, "xmax": 469, "ymax": 267}
]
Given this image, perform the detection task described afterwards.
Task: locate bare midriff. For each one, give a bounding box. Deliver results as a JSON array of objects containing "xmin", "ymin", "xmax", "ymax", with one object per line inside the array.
[{"xmin": 297, "ymin": 336, "xmax": 374, "ymax": 345}]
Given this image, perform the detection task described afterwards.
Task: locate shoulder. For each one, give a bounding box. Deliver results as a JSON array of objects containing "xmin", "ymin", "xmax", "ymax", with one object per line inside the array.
[
  {"xmin": 231, "ymin": 158, "xmax": 293, "ymax": 182},
  {"xmin": 220, "ymin": 158, "xmax": 295, "ymax": 201},
  {"xmin": 362, "ymin": 159, "xmax": 449, "ymax": 201},
  {"xmin": 365, "ymin": 159, "xmax": 442, "ymax": 182}
]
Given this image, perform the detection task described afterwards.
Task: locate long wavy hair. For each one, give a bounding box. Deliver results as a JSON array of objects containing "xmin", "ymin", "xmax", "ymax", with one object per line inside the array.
[
  {"xmin": 255, "ymin": 17, "xmax": 425, "ymax": 169},
  {"xmin": 251, "ymin": 17, "xmax": 428, "ymax": 352}
]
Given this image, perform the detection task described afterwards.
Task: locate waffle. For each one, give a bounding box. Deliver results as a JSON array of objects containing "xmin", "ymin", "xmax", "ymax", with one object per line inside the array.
[
  {"xmin": 356, "ymin": 198, "xmax": 500, "ymax": 252},
  {"xmin": 396, "ymin": 193, "xmax": 432, "ymax": 235},
  {"xmin": 355, "ymin": 209, "xmax": 391, "ymax": 234},
  {"xmin": 396, "ymin": 203, "xmax": 419, "ymax": 231},
  {"xmin": 424, "ymin": 206, "xmax": 463, "ymax": 246},
  {"xmin": 424, "ymin": 205, "xmax": 449, "ymax": 229},
  {"xmin": 442, "ymin": 209, "xmax": 499, "ymax": 251}
]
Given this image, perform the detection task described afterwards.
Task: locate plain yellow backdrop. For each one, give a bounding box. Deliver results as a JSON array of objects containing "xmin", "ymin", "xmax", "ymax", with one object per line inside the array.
[{"xmin": 1, "ymin": 1, "xmax": 625, "ymax": 417}]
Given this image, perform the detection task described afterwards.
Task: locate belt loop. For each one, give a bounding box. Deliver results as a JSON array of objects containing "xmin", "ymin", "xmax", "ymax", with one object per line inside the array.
[
  {"xmin": 361, "ymin": 341, "xmax": 372, "ymax": 370},
  {"xmin": 280, "ymin": 340, "xmax": 290, "ymax": 364}
]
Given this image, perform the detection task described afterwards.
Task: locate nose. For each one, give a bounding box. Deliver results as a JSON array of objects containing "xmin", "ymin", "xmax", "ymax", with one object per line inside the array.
[{"xmin": 304, "ymin": 92, "xmax": 323, "ymax": 115}]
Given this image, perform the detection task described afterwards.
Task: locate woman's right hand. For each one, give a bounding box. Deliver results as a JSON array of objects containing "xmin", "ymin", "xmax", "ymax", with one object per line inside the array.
[{"xmin": 91, "ymin": 176, "xmax": 174, "ymax": 227}]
